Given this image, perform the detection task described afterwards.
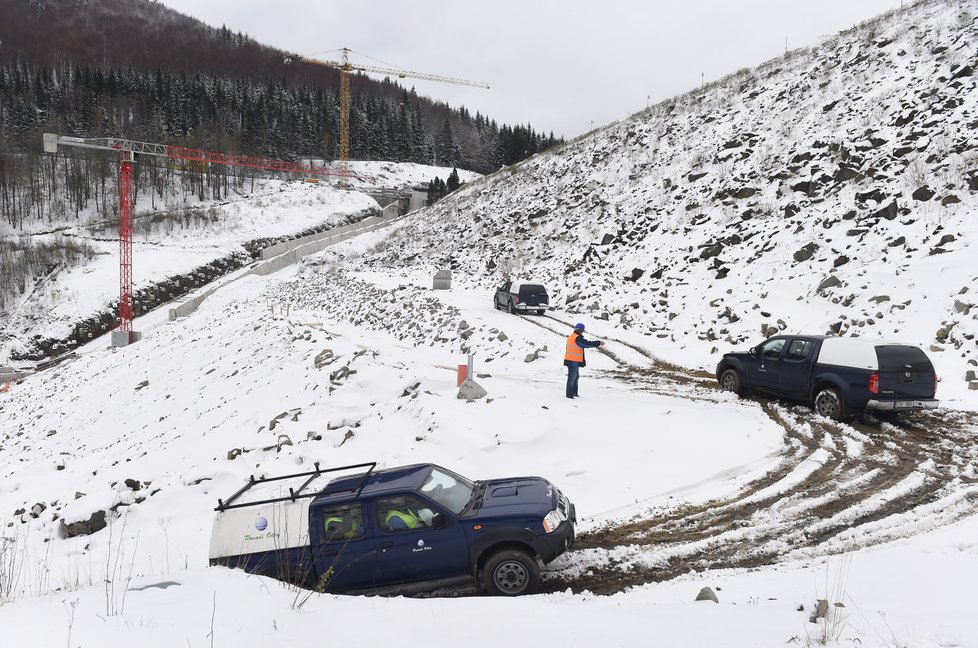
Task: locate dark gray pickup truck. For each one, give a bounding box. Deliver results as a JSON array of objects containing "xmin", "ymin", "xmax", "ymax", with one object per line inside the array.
[{"xmin": 716, "ymin": 335, "xmax": 939, "ymax": 419}]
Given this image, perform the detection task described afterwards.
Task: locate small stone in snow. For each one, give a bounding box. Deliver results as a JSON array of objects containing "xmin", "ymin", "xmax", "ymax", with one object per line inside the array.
[{"xmin": 810, "ymin": 600, "xmax": 829, "ymax": 623}]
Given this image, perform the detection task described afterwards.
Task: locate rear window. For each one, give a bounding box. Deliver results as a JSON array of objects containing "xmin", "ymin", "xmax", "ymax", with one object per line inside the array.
[
  {"xmin": 518, "ymin": 284, "xmax": 547, "ymax": 297},
  {"xmin": 875, "ymin": 346, "xmax": 933, "ymax": 372}
]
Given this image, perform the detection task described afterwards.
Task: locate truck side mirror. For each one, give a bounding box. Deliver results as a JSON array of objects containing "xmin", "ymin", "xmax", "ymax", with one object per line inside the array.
[
  {"xmin": 431, "ymin": 512, "xmax": 448, "ymax": 528},
  {"xmin": 749, "ymin": 347, "xmax": 758, "ymax": 356}
]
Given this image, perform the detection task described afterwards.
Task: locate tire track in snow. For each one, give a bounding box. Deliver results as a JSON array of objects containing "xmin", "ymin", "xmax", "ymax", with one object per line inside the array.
[
  {"xmin": 539, "ymin": 358, "xmax": 978, "ymax": 594},
  {"xmin": 273, "ymin": 273, "xmax": 978, "ymax": 595}
]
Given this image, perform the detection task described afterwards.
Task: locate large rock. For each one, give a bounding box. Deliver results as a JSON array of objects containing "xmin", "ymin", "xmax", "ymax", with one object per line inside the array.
[
  {"xmin": 817, "ymin": 276, "xmax": 842, "ymax": 292},
  {"xmin": 457, "ymin": 379, "xmax": 488, "ymax": 401},
  {"xmin": 695, "ymin": 587, "xmax": 719, "ymax": 603},
  {"xmin": 875, "ymin": 200, "xmax": 899, "ymax": 220},
  {"xmin": 314, "ymin": 348, "xmax": 336, "ymax": 368},
  {"xmin": 700, "ymin": 243, "xmax": 724, "ymax": 259},
  {"xmin": 912, "ymin": 186, "xmax": 935, "ymax": 201},
  {"xmin": 793, "ymin": 243, "xmax": 818, "ymax": 262},
  {"xmin": 62, "ymin": 510, "xmax": 108, "ymax": 538}
]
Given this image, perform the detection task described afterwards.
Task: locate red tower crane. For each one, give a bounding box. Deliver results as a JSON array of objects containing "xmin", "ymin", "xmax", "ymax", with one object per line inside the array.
[{"xmin": 43, "ymin": 133, "xmax": 358, "ymax": 347}]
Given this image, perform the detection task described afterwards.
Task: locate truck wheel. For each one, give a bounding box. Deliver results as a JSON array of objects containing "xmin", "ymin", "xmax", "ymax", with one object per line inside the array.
[
  {"xmin": 484, "ymin": 549, "xmax": 539, "ymax": 596},
  {"xmin": 719, "ymin": 368, "xmax": 743, "ymax": 396},
  {"xmin": 508, "ymin": 301, "xmax": 516, "ymax": 315},
  {"xmin": 814, "ymin": 387, "xmax": 844, "ymax": 421},
  {"xmin": 538, "ymin": 309, "xmax": 546, "ymax": 316}
]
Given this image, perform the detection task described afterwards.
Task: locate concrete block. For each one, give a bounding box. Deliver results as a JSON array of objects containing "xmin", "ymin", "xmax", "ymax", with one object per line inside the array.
[
  {"xmin": 433, "ymin": 269, "xmax": 452, "ymax": 290},
  {"xmin": 111, "ymin": 331, "xmax": 141, "ymax": 348}
]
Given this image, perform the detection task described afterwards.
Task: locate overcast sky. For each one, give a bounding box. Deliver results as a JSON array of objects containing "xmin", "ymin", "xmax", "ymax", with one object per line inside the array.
[{"xmin": 157, "ymin": 0, "xmax": 904, "ymax": 139}]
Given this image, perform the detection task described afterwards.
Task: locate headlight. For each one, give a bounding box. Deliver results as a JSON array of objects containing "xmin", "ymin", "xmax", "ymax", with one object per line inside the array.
[{"xmin": 542, "ymin": 509, "xmax": 566, "ymax": 533}]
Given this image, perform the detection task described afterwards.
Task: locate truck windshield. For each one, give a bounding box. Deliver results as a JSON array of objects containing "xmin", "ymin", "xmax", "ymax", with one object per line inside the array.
[{"xmin": 420, "ymin": 466, "xmax": 476, "ymax": 515}]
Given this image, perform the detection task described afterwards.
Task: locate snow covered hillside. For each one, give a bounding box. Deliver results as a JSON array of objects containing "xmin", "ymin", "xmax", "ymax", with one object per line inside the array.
[
  {"xmin": 2, "ymin": 1, "xmax": 978, "ymax": 647},
  {"xmin": 1, "ymin": 249, "xmax": 976, "ymax": 647},
  {"xmin": 357, "ymin": 0, "xmax": 978, "ymax": 400},
  {"xmin": 0, "ymin": 161, "xmax": 473, "ymax": 363}
]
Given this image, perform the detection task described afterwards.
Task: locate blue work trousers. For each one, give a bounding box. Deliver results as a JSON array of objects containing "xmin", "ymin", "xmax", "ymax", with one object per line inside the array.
[{"xmin": 566, "ymin": 362, "xmax": 580, "ymax": 398}]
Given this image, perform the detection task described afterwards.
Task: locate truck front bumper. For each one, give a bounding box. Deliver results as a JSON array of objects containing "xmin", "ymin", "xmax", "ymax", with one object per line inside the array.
[
  {"xmin": 866, "ymin": 399, "xmax": 939, "ymax": 411},
  {"xmin": 531, "ymin": 504, "xmax": 576, "ymax": 564}
]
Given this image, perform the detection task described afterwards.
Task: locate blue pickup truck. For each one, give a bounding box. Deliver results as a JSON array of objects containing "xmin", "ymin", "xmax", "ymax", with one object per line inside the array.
[
  {"xmin": 716, "ymin": 335, "xmax": 939, "ymax": 419},
  {"xmin": 209, "ymin": 462, "xmax": 576, "ymax": 596}
]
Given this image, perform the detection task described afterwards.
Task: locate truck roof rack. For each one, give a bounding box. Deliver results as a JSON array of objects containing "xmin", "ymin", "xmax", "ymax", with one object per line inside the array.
[{"xmin": 215, "ymin": 461, "xmax": 377, "ymax": 512}]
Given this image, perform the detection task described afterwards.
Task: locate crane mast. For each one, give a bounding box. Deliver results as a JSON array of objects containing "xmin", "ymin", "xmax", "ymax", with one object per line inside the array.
[
  {"xmin": 284, "ymin": 48, "xmax": 490, "ymax": 179},
  {"xmin": 43, "ymin": 133, "xmax": 358, "ymax": 346}
]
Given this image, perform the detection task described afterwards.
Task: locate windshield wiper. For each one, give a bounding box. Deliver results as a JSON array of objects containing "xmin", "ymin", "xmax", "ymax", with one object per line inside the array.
[{"xmin": 459, "ymin": 481, "xmax": 486, "ymax": 517}]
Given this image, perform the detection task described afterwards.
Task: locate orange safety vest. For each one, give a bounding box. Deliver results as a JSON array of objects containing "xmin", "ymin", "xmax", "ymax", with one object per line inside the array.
[{"xmin": 564, "ymin": 332, "xmax": 584, "ymax": 363}]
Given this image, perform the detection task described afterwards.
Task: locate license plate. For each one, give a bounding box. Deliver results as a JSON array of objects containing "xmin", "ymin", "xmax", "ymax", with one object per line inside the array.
[{"xmin": 896, "ymin": 401, "xmax": 917, "ymax": 408}]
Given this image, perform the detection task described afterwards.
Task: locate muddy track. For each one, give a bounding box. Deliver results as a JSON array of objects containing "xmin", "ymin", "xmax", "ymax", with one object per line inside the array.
[{"xmin": 525, "ymin": 314, "xmax": 978, "ymax": 595}]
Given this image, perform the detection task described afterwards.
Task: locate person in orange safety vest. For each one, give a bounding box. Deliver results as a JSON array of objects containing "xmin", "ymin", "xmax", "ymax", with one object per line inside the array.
[{"xmin": 564, "ymin": 323, "xmax": 602, "ymax": 399}]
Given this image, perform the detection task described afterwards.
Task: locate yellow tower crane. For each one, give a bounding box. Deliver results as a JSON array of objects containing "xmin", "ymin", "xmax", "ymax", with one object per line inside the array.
[{"xmin": 284, "ymin": 48, "xmax": 490, "ymax": 179}]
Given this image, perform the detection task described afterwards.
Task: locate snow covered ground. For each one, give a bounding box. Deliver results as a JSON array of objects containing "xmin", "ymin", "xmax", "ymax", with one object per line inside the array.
[
  {"xmin": 2, "ymin": 254, "xmax": 976, "ymax": 647},
  {"xmin": 357, "ymin": 0, "xmax": 978, "ymax": 398},
  {"xmin": 3, "ymin": 1, "xmax": 978, "ymax": 645},
  {"xmin": 0, "ymin": 161, "xmax": 472, "ymax": 362}
]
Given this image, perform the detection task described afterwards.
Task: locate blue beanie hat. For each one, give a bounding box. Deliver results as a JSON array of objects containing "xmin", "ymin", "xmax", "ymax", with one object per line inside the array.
[{"xmin": 574, "ymin": 323, "xmax": 585, "ymax": 331}]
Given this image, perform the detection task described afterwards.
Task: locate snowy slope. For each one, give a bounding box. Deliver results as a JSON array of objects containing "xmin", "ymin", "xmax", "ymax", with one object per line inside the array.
[
  {"xmin": 0, "ymin": 162, "xmax": 472, "ymax": 363},
  {"xmin": 2, "ymin": 2, "xmax": 978, "ymax": 647},
  {"xmin": 1, "ymin": 255, "xmax": 976, "ymax": 647},
  {"xmin": 355, "ymin": 0, "xmax": 978, "ymax": 400}
]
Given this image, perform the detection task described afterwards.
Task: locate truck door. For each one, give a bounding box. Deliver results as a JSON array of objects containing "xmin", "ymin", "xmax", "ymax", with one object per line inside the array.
[
  {"xmin": 495, "ymin": 282, "xmax": 511, "ymax": 308},
  {"xmin": 780, "ymin": 338, "xmax": 815, "ymax": 398},
  {"xmin": 310, "ymin": 502, "xmax": 378, "ymax": 592},
  {"xmin": 373, "ymin": 494, "xmax": 469, "ymax": 587},
  {"xmin": 747, "ymin": 337, "xmax": 786, "ymax": 393}
]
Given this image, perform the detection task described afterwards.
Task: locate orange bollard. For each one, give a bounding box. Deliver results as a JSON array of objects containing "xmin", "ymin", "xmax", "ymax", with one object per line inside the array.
[{"xmin": 457, "ymin": 364, "xmax": 468, "ymax": 387}]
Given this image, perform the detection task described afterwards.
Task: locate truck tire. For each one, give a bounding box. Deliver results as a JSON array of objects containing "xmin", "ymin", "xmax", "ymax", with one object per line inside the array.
[
  {"xmin": 484, "ymin": 549, "xmax": 539, "ymax": 596},
  {"xmin": 814, "ymin": 387, "xmax": 844, "ymax": 421},
  {"xmin": 719, "ymin": 368, "xmax": 744, "ymax": 396},
  {"xmin": 508, "ymin": 300, "xmax": 516, "ymax": 315}
]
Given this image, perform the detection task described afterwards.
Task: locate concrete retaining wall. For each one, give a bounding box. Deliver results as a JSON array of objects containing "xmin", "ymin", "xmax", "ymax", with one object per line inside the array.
[{"xmin": 169, "ymin": 212, "xmax": 406, "ymax": 319}]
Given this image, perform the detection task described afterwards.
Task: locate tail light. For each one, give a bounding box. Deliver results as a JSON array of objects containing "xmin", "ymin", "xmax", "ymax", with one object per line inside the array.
[
  {"xmin": 868, "ymin": 373, "xmax": 880, "ymax": 394},
  {"xmin": 514, "ymin": 295, "xmax": 520, "ymax": 304},
  {"xmin": 934, "ymin": 373, "xmax": 939, "ymax": 393}
]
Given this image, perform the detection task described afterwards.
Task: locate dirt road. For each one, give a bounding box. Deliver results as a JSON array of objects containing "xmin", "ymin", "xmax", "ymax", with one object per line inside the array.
[{"xmin": 533, "ymin": 314, "xmax": 978, "ymax": 595}]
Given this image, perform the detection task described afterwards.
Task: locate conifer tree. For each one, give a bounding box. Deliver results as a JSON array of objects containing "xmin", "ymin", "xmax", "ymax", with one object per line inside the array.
[{"xmin": 446, "ymin": 167, "xmax": 460, "ymax": 193}]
